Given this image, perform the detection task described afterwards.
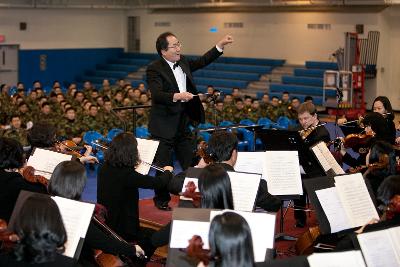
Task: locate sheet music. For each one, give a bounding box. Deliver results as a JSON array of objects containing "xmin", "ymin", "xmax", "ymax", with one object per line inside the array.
[
  {"xmin": 315, "ymin": 187, "xmax": 351, "ymax": 233},
  {"xmin": 312, "ymin": 142, "xmax": 345, "ymax": 175},
  {"xmin": 51, "ymin": 196, "xmax": 94, "ymax": 258},
  {"xmin": 234, "ymin": 152, "xmax": 264, "ymax": 176},
  {"xmin": 210, "ymin": 210, "xmax": 276, "ymax": 262},
  {"xmin": 307, "ymin": 251, "xmax": 366, "ymax": 267},
  {"xmin": 136, "ymin": 138, "xmax": 159, "ymax": 175},
  {"xmin": 334, "ymin": 173, "xmax": 379, "ymax": 227},
  {"xmin": 263, "ymin": 151, "xmax": 303, "ymax": 195},
  {"xmin": 169, "ymin": 220, "xmax": 210, "ymax": 250},
  {"xmin": 227, "ymin": 171, "xmax": 260, "ymax": 212},
  {"xmin": 357, "ymin": 227, "xmax": 400, "ymax": 267},
  {"xmin": 27, "ymin": 148, "xmax": 72, "ymax": 179}
]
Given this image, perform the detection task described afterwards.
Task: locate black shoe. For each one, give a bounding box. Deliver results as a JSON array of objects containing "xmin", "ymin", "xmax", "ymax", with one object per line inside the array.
[
  {"xmin": 295, "ymin": 219, "xmax": 306, "ymax": 228},
  {"xmin": 154, "ymin": 200, "xmax": 171, "ymax": 211}
]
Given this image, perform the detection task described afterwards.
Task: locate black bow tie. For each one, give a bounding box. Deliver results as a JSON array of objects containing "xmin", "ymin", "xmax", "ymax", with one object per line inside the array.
[{"xmin": 173, "ymin": 61, "xmax": 180, "ymax": 70}]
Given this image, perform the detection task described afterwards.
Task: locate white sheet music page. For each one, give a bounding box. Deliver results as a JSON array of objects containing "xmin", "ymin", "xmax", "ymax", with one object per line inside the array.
[
  {"xmin": 27, "ymin": 148, "xmax": 72, "ymax": 179},
  {"xmin": 389, "ymin": 226, "xmax": 400, "ymax": 263},
  {"xmin": 227, "ymin": 171, "xmax": 261, "ymax": 212},
  {"xmin": 210, "ymin": 210, "xmax": 276, "ymax": 262},
  {"xmin": 357, "ymin": 227, "xmax": 400, "ymax": 267},
  {"xmin": 51, "ymin": 196, "xmax": 95, "ymax": 258},
  {"xmin": 136, "ymin": 138, "xmax": 159, "ymax": 175},
  {"xmin": 334, "ymin": 173, "xmax": 379, "ymax": 227},
  {"xmin": 307, "ymin": 251, "xmax": 366, "ymax": 267},
  {"xmin": 169, "ymin": 220, "xmax": 210, "ymax": 249},
  {"xmin": 234, "ymin": 152, "xmax": 264, "ymax": 176},
  {"xmin": 315, "ymin": 187, "xmax": 351, "ymax": 233},
  {"xmin": 311, "ymin": 144, "xmax": 331, "ymax": 172},
  {"xmin": 263, "ymin": 151, "xmax": 303, "ymax": 195},
  {"xmin": 313, "ymin": 142, "xmax": 345, "ymax": 175}
]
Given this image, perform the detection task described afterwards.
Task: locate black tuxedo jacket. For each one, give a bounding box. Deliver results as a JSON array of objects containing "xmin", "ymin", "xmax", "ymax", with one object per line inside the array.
[{"xmin": 146, "ymin": 47, "xmax": 223, "ymax": 139}]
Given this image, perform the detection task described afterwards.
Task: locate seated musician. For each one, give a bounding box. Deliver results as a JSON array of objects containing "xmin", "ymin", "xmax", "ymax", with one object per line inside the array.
[
  {"xmin": 0, "ymin": 194, "xmax": 80, "ymax": 267},
  {"xmin": 197, "ymin": 212, "xmax": 256, "ymax": 267},
  {"xmin": 47, "ymin": 161, "xmax": 145, "ymax": 266},
  {"xmin": 168, "ymin": 130, "xmax": 281, "ymax": 212},
  {"xmin": 294, "ymin": 102, "xmax": 330, "ymax": 228},
  {"xmin": 0, "ymin": 137, "xmax": 47, "ymax": 222},
  {"xmin": 96, "ymin": 132, "xmax": 173, "ymax": 258}
]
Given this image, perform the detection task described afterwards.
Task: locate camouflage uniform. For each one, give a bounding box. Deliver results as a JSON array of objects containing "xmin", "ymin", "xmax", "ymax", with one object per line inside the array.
[
  {"xmin": 135, "ymin": 112, "xmax": 149, "ymax": 128},
  {"xmin": 231, "ymin": 107, "xmax": 247, "ymax": 124},
  {"xmin": 284, "ymin": 104, "xmax": 298, "ymax": 120},
  {"xmin": 58, "ymin": 118, "xmax": 86, "ymax": 140},
  {"xmin": 247, "ymin": 108, "xmax": 262, "ymax": 123},
  {"xmin": 265, "ymin": 105, "xmax": 284, "ymax": 122},
  {"xmin": 34, "ymin": 112, "xmax": 59, "ymax": 127},
  {"xmin": 223, "ymin": 105, "xmax": 235, "ymax": 122},
  {"xmin": 2, "ymin": 127, "xmax": 29, "ymax": 146},
  {"xmin": 82, "ymin": 114, "xmax": 104, "ymax": 133},
  {"xmin": 259, "ymin": 102, "xmax": 271, "ymax": 118}
]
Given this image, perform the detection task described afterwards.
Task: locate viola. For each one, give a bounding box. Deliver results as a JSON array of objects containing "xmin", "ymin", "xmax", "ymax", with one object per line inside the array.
[
  {"xmin": 349, "ymin": 153, "xmax": 390, "ymax": 174},
  {"xmin": 55, "ymin": 139, "xmax": 84, "ymax": 158}
]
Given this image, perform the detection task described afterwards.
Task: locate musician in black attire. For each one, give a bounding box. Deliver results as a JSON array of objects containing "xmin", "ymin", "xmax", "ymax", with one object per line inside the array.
[
  {"xmin": 97, "ymin": 132, "xmax": 173, "ymax": 258},
  {"xmin": 372, "ymin": 96, "xmax": 396, "ymax": 145},
  {"xmin": 0, "ymin": 137, "xmax": 47, "ymax": 222},
  {"xmin": 294, "ymin": 102, "xmax": 330, "ymax": 228}
]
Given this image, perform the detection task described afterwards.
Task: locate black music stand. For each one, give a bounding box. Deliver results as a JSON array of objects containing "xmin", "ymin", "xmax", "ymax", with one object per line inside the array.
[{"xmin": 112, "ymin": 104, "xmax": 151, "ymax": 135}]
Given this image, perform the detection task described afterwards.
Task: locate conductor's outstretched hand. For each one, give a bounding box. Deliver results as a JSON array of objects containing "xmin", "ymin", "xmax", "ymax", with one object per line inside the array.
[{"xmin": 217, "ymin": 35, "xmax": 234, "ymax": 50}]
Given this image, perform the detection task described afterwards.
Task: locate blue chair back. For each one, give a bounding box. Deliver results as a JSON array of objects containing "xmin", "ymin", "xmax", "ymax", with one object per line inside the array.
[
  {"xmin": 135, "ymin": 127, "xmax": 150, "ymax": 138},
  {"xmin": 83, "ymin": 131, "xmax": 104, "ymax": 146},
  {"xmin": 258, "ymin": 117, "xmax": 272, "ymax": 129},
  {"xmin": 107, "ymin": 128, "xmax": 124, "ymax": 141},
  {"xmin": 277, "ymin": 116, "xmax": 290, "ymax": 129},
  {"xmin": 239, "ymin": 119, "xmax": 255, "ymax": 126}
]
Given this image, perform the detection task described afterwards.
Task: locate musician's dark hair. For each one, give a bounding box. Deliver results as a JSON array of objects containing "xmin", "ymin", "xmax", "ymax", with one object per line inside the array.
[
  {"xmin": 372, "ymin": 96, "xmax": 394, "ymax": 121},
  {"xmin": 208, "ymin": 131, "xmax": 238, "ymax": 162},
  {"xmin": 14, "ymin": 194, "xmax": 66, "ymax": 264},
  {"xmin": 156, "ymin": 32, "xmax": 176, "ymax": 56},
  {"xmin": 0, "ymin": 137, "xmax": 24, "ymax": 169},
  {"xmin": 48, "ymin": 161, "xmax": 87, "ymax": 200},
  {"xmin": 368, "ymin": 140, "xmax": 397, "ymax": 177},
  {"xmin": 28, "ymin": 122, "xmax": 57, "ymax": 148},
  {"xmin": 363, "ymin": 112, "xmax": 394, "ymax": 144},
  {"xmin": 104, "ymin": 132, "xmax": 140, "ymax": 168},
  {"xmin": 209, "ymin": 212, "xmax": 255, "ymax": 267},
  {"xmin": 198, "ymin": 164, "xmax": 234, "ymax": 209},
  {"xmin": 377, "ymin": 175, "xmax": 400, "ymax": 205}
]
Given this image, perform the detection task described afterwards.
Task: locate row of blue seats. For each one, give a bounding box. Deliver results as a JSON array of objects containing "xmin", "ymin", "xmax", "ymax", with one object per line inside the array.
[
  {"xmin": 305, "ymin": 61, "xmax": 338, "ymax": 70},
  {"xmin": 194, "ymin": 77, "xmax": 248, "ymax": 89},
  {"xmin": 87, "ymin": 70, "xmax": 130, "ymax": 79},
  {"xmin": 194, "ymin": 69, "xmax": 260, "ymax": 81},
  {"xmin": 269, "ymin": 83, "xmax": 336, "ymax": 97},
  {"xmin": 205, "ymin": 63, "xmax": 272, "ymax": 74},
  {"xmin": 281, "ymin": 75, "xmax": 324, "ymax": 87},
  {"xmin": 122, "ymin": 52, "xmax": 286, "ymax": 67},
  {"xmin": 108, "ymin": 58, "xmax": 151, "ymax": 66},
  {"xmin": 96, "ymin": 64, "xmax": 140, "ymax": 72},
  {"xmin": 293, "ymin": 68, "xmax": 325, "ymax": 78}
]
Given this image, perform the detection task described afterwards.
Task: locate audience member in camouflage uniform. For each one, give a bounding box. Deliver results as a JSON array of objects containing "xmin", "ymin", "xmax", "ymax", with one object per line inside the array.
[
  {"xmin": 266, "ymin": 96, "xmax": 284, "ymax": 122},
  {"xmin": 34, "ymin": 102, "xmax": 58, "ymax": 126},
  {"xmin": 58, "ymin": 107, "xmax": 85, "ymax": 144},
  {"xmin": 1, "ymin": 114, "xmax": 29, "ymax": 146},
  {"xmin": 280, "ymin": 91, "xmax": 291, "ymax": 111},
  {"xmin": 247, "ymin": 99, "xmax": 262, "ymax": 123},
  {"xmin": 232, "ymin": 98, "xmax": 247, "ymax": 123},
  {"xmin": 82, "ymin": 105, "xmax": 104, "ymax": 133},
  {"xmin": 284, "ymin": 96, "xmax": 301, "ymax": 120},
  {"xmin": 135, "ymin": 107, "xmax": 149, "ymax": 128}
]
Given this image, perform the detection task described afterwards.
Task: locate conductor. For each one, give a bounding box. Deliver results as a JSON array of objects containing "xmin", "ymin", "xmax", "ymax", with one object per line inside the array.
[{"xmin": 146, "ymin": 32, "xmax": 233, "ymax": 210}]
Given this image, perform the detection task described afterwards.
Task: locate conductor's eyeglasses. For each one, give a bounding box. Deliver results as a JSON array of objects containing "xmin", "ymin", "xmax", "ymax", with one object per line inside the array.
[{"xmin": 167, "ymin": 42, "xmax": 182, "ymax": 49}]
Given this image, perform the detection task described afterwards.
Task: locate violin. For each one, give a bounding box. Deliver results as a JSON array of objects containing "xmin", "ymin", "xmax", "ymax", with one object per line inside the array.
[
  {"xmin": 20, "ymin": 165, "xmax": 49, "ymax": 187},
  {"xmin": 196, "ymin": 141, "xmax": 216, "ymax": 164},
  {"xmin": 0, "ymin": 219, "xmax": 19, "ymax": 252},
  {"xmin": 55, "ymin": 139, "xmax": 84, "ymax": 158},
  {"xmin": 343, "ymin": 132, "xmax": 375, "ymax": 154},
  {"xmin": 349, "ymin": 153, "xmax": 390, "ymax": 174},
  {"xmin": 298, "ymin": 123, "xmax": 326, "ymax": 141}
]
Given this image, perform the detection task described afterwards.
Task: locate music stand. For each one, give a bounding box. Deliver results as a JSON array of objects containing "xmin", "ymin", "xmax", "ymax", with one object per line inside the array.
[
  {"xmin": 257, "ymin": 129, "xmax": 326, "ymax": 242},
  {"xmin": 112, "ymin": 104, "xmax": 151, "ymax": 135}
]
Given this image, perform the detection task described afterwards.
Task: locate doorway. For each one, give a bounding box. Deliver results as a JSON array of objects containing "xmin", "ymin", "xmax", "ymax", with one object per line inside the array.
[
  {"xmin": 0, "ymin": 44, "xmax": 19, "ymax": 86},
  {"xmin": 127, "ymin": 16, "xmax": 140, "ymax": 52}
]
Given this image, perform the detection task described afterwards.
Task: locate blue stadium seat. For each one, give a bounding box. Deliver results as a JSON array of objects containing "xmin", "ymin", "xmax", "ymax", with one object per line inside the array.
[
  {"xmin": 277, "ymin": 116, "xmax": 290, "ymax": 129},
  {"xmin": 258, "ymin": 117, "xmax": 272, "ymax": 129},
  {"xmin": 135, "ymin": 127, "xmax": 150, "ymax": 138},
  {"xmin": 106, "ymin": 128, "xmax": 124, "ymax": 141}
]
